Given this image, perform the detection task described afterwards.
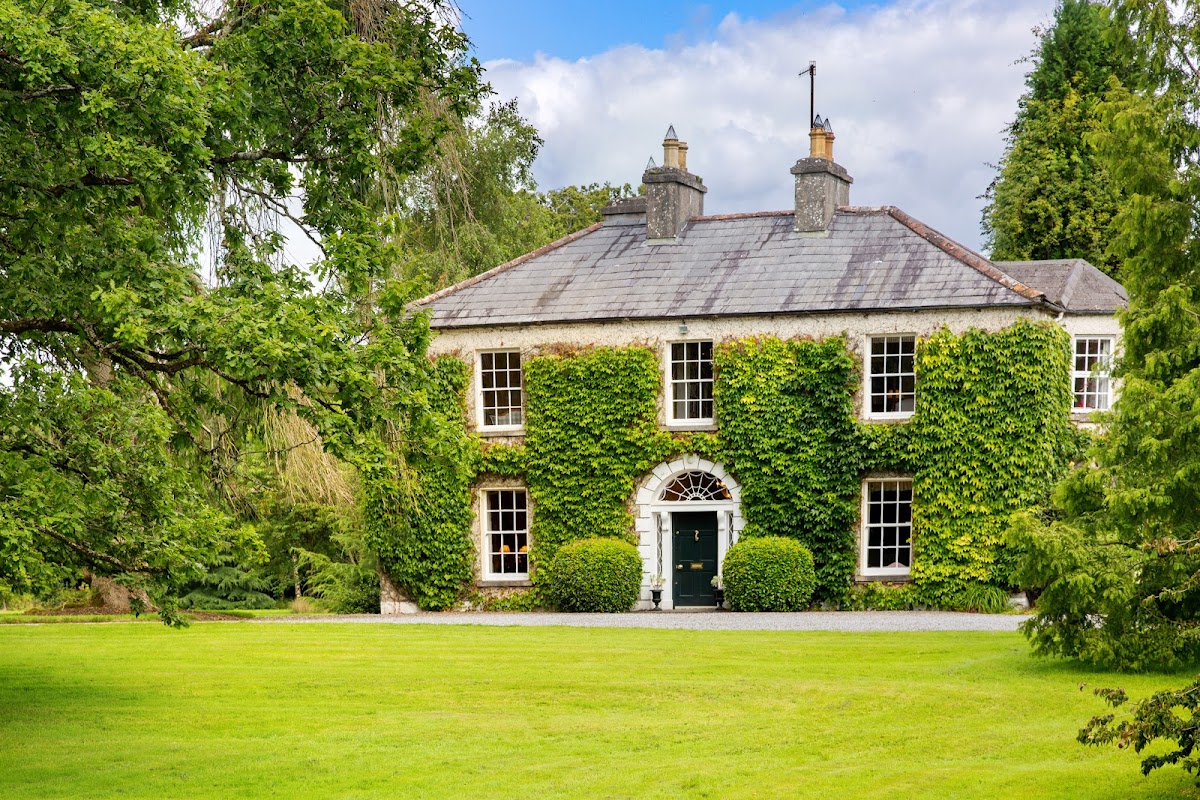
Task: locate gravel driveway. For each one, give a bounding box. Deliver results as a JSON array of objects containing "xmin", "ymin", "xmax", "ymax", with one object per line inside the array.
[{"xmin": 254, "ymin": 610, "xmax": 1032, "ymax": 632}]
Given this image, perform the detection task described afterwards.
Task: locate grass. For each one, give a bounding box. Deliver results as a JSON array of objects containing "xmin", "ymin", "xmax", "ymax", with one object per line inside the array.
[
  {"xmin": 0, "ymin": 623, "xmax": 1194, "ymax": 799},
  {"xmin": 0, "ymin": 607, "xmax": 320, "ymax": 624}
]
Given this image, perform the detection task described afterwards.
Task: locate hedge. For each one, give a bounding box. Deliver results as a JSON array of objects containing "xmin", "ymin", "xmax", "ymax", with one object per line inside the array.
[
  {"xmin": 722, "ymin": 536, "xmax": 817, "ymax": 611},
  {"xmin": 547, "ymin": 537, "xmax": 643, "ymax": 612}
]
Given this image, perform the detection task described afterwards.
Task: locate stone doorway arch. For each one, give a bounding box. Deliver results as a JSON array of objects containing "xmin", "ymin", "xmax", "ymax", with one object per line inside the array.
[{"xmin": 633, "ymin": 455, "xmax": 744, "ymax": 610}]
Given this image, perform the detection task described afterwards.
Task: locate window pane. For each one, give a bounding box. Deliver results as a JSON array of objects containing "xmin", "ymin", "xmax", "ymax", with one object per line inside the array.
[
  {"xmin": 481, "ymin": 352, "xmax": 524, "ymax": 427},
  {"xmin": 670, "ymin": 340, "xmax": 714, "ymax": 420},
  {"xmin": 485, "ymin": 490, "xmax": 530, "ymax": 576},
  {"xmin": 864, "ymin": 479, "xmax": 912, "ymax": 574}
]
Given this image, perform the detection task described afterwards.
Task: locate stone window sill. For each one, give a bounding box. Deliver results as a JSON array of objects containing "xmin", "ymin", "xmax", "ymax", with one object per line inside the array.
[
  {"xmin": 477, "ymin": 579, "xmax": 532, "ymax": 589},
  {"xmin": 854, "ymin": 574, "xmax": 913, "ymax": 585}
]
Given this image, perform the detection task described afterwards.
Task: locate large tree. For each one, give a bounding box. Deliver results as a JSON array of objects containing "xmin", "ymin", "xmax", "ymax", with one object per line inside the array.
[
  {"xmin": 0, "ymin": 0, "xmax": 485, "ymax": 618},
  {"xmin": 1009, "ymin": 0, "xmax": 1200, "ymax": 783},
  {"xmin": 982, "ymin": 0, "xmax": 1125, "ymax": 273}
]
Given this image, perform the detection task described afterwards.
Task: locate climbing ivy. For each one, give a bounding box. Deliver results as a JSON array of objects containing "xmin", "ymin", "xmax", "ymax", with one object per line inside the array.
[
  {"xmin": 904, "ymin": 321, "xmax": 1077, "ymax": 605},
  {"xmin": 712, "ymin": 337, "xmax": 863, "ymax": 602},
  {"xmin": 521, "ymin": 347, "xmax": 676, "ymax": 585},
  {"xmin": 370, "ymin": 319, "xmax": 1080, "ymax": 611},
  {"xmin": 365, "ymin": 356, "xmax": 477, "ymax": 610}
]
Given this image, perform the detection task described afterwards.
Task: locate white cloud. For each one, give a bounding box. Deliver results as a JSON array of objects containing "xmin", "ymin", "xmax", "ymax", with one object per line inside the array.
[{"xmin": 482, "ymin": 0, "xmax": 1056, "ymax": 253}]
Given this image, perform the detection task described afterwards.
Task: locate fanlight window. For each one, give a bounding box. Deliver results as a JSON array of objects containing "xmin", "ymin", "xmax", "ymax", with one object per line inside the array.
[{"xmin": 660, "ymin": 471, "xmax": 732, "ymax": 502}]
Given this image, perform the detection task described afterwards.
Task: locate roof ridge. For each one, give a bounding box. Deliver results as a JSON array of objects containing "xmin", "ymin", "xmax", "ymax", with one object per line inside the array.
[
  {"xmin": 412, "ymin": 222, "xmax": 603, "ymax": 308},
  {"xmin": 882, "ymin": 207, "xmax": 1047, "ymax": 304},
  {"xmin": 1059, "ymin": 260, "xmax": 1086, "ymax": 310},
  {"xmin": 693, "ymin": 210, "xmax": 792, "ymax": 221},
  {"xmin": 839, "ymin": 206, "xmax": 894, "ymax": 214}
]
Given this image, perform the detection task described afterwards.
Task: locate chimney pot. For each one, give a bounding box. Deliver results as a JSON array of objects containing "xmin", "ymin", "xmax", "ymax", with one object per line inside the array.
[
  {"xmin": 809, "ymin": 125, "xmax": 827, "ymax": 159},
  {"xmin": 643, "ymin": 126, "xmax": 706, "ymax": 241}
]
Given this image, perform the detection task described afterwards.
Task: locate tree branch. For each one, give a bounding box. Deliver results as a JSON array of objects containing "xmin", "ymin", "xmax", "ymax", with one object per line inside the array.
[
  {"xmin": 34, "ymin": 524, "xmax": 155, "ymax": 574},
  {"xmin": 0, "ymin": 318, "xmax": 77, "ymax": 335},
  {"xmin": 211, "ymin": 149, "xmax": 336, "ymax": 165},
  {"xmin": 19, "ymin": 85, "xmax": 79, "ymax": 101},
  {"xmin": 44, "ymin": 171, "xmax": 136, "ymax": 198}
]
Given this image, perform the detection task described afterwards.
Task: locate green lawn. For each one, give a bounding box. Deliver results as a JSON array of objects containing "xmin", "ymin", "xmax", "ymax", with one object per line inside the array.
[{"xmin": 0, "ymin": 623, "xmax": 1192, "ymax": 799}]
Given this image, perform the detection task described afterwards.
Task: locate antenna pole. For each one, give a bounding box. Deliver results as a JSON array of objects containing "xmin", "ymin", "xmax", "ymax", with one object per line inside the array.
[{"xmin": 805, "ymin": 61, "xmax": 816, "ymax": 127}]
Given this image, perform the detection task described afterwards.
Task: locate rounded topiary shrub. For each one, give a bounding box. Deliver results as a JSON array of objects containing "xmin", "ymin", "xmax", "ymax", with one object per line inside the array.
[
  {"xmin": 722, "ymin": 536, "xmax": 817, "ymax": 611},
  {"xmin": 547, "ymin": 537, "xmax": 643, "ymax": 612}
]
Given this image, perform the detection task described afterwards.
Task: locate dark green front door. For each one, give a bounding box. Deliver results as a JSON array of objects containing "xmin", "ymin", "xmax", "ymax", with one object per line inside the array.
[{"xmin": 672, "ymin": 511, "xmax": 718, "ymax": 607}]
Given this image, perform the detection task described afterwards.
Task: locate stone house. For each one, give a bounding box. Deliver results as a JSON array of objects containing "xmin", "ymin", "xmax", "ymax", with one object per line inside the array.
[{"xmin": 393, "ymin": 124, "xmax": 1126, "ymax": 612}]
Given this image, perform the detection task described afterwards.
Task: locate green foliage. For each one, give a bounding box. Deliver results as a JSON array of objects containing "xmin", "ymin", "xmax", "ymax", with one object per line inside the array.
[
  {"xmin": 1010, "ymin": 1, "xmax": 1200, "ymax": 682},
  {"xmin": 366, "ymin": 356, "xmax": 476, "ymax": 611},
  {"xmin": 722, "ymin": 536, "xmax": 817, "ymax": 612},
  {"xmin": 523, "ymin": 347, "xmax": 673, "ymax": 571},
  {"xmin": 943, "ymin": 582, "xmax": 1013, "ymax": 614},
  {"xmin": 384, "ymin": 324, "xmax": 1074, "ymax": 611},
  {"xmin": 0, "ymin": 364, "xmax": 244, "ymax": 619},
  {"xmin": 391, "ymin": 99, "xmax": 554, "ymax": 292},
  {"xmin": 906, "ymin": 321, "xmax": 1075, "ymax": 604},
  {"xmin": 0, "ymin": 0, "xmax": 487, "ymax": 617},
  {"xmin": 1007, "ymin": 511, "xmax": 1195, "ymax": 671},
  {"xmin": 844, "ymin": 582, "xmax": 920, "ymax": 611},
  {"xmin": 294, "ymin": 550, "xmax": 380, "ymax": 614},
  {"xmin": 714, "ymin": 337, "xmax": 863, "ymax": 602},
  {"xmin": 473, "ymin": 587, "xmax": 546, "ymax": 612},
  {"xmin": 1079, "ymin": 679, "xmax": 1200, "ymax": 783},
  {"xmin": 546, "ymin": 537, "xmax": 642, "ymax": 613},
  {"xmin": 535, "ymin": 183, "xmax": 638, "ymax": 236},
  {"xmin": 178, "ymin": 560, "xmax": 276, "ymax": 611},
  {"xmin": 982, "ymin": 0, "xmax": 1124, "ymax": 273}
]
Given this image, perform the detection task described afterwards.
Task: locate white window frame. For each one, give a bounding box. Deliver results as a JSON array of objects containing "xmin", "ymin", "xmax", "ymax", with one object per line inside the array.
[
  {"xmin": 1072, "ymin": 335, "xmax": 1115, "ymax": 412},
  {"xmin": 665, "ymin": 339, "xmax": 715, "ymax": 427},
  {"xmin": 860, "ymin": 477, "xmax": 913, "ymax": 578},
  {"xmin": 481, "ymin": 487, "xmax": 530, "ymax": 581},
  {"xmin": 864, "ymin": 335, "xmax": 917, "ymax": 420},
  {"xmin": 476, "ymin": 350, "xmax": 524, "ymax": 433}
]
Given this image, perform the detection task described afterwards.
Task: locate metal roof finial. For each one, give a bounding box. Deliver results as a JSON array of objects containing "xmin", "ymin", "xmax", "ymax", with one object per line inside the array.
[{"xmin": 664, "ymin": 124, "xmax": 677, "ymax": 140}]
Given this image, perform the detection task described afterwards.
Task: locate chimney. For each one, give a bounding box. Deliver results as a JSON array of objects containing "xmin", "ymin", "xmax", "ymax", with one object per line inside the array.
[
  {"xmin": 791, "ymin": 115, "xmax": 851, "ymax": 233},
  {"xmin": 642, "ymin": 125, "xmax": 707, "ymax": 241}
]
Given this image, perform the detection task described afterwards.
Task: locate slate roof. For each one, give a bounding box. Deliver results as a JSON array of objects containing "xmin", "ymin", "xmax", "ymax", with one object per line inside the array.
[
  {"xmin": 416, "ymin": 207, "xmax": 1123, "ymax": 328},
  {"xmin": 995, "ymin": 259, "xmax": 1126, "ymax": 314}
]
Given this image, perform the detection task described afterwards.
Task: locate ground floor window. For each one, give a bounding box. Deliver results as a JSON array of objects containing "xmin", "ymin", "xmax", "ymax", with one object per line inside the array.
[
  {"xmin": 862, "ymin": 478, "xmax": 912, "ymax": 576},
  {"xmin": 485, "ymin": 489, "xmax": 529, "ymax": 578}
]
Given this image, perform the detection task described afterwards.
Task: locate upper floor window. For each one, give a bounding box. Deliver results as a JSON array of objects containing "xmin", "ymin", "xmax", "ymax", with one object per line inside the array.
[
  {"xmin": 862, "ymin": 478, "xmax": 912, "ymax": 577},
  {"xmin": 479, "ymin": 351, "xmax": 523, "ymax": 429},
  {"xmin": 1073, "ymin": 336, "xmax": 1114, "ymax": 412},
  {"xmin": 484, "ymin": 488, "xmax": 529, "ymax": 578},
  {"xmin": 669, "ymin": 341, "xmax": 714, "ymax": 424},
  {"xmin": 867, "ymin": 335, "xmax": 916, "ymax": 418}
]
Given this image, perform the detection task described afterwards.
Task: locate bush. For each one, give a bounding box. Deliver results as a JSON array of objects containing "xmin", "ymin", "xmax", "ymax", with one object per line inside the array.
[
  {"xmin": 844, "ymin": 582, "xmax": 919, "ymax": 611},
  {"xmin": 547, "ymin": 538, "xmax": 642, "ymax": 613},
  {"xmin": 723, "ymin": 537, "xmax": 816, "ymax": 611}
]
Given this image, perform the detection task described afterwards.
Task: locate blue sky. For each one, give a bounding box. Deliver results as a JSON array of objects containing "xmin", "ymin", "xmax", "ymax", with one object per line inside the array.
[
  {"xmin": 458, "ymin": 1, "xmax": 881, "ymax": 63},
  {"xmin": 456, "ymin": 1, "xmax": 1057, "ymax": 252}
]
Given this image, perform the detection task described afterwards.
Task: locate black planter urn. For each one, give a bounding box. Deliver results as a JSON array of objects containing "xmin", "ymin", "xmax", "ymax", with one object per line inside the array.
[
  {"xmin": 713, "ymin": 587, "xmax": 725, "ymax": 608},
  {"xmin": 650, "ymin": 588, "xmax": 663, "ymax": 610}
]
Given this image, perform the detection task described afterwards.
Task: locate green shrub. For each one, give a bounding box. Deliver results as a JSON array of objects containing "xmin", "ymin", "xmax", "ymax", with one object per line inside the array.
[
  {"xmin": 943, "ymin": 582, "xmax": 1012, "ymax": 614},
  {"xmin": 844, "ymin": 582, "xmax": 919, "ymax": 611},
  {"xmin": 723, "ymin": 537, "xmax": 817, "ymax": 611},
  {"xmin": 547, "ymin": 538, "xmax": 642, "ymax": 613}
]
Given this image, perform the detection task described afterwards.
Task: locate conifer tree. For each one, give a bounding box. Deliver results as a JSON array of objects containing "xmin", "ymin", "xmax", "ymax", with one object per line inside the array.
[
  {"xmin": 982, "ymin": 0, "xmax": 1124, "ymax": 274},
  {"xmin": 1011, "ymin": 0, "xmax": 1200, "ymax": 783}
]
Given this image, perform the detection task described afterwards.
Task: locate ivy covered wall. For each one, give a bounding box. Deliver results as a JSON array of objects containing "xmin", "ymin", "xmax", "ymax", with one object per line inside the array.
[{"xmin": 370, "ymin": 319, "xmax": 1078, "ymax": 609}]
